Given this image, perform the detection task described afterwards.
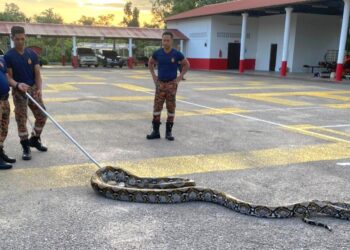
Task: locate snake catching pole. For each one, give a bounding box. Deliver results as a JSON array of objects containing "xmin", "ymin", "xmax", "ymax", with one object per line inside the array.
[{"xmin": 25, "ymin": 92, "xmax": 103, "ymax": 169}]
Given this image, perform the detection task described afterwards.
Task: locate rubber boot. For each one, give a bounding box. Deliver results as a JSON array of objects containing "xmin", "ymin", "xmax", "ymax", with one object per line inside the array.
[
  {"xmin": 20, "ymin": 139, "xmax": 32, "ymax": 161},
  {"xmin": 0, "ymin": 147, "xmax": 16, "ymax": 163},
  {"xmin": 29, "ymin": 135, "xmax": 48, "ymax": 152},
  {"xmin": 165, "ymin": 122, "xmax": 175, "ymax": 141},
  {"xmin": 147, "ymin": 121, "xmax": 161, "ymax": 140}
]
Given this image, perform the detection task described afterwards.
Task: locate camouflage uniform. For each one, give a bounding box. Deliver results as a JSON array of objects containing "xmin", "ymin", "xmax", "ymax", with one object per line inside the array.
[
  {"xmin": 0, "ymin": 97, "xmax": 10, "ymax": 147},
  {"xmin": 153, "ymin": 80, "xmax": 178, "ymax": 123},
  {"xmin": 12, "ymin": 86, "xmax": 47, "ymax": 141}
]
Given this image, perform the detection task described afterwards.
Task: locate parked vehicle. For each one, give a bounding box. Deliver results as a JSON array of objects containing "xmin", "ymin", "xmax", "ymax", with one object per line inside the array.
[
  {"xmin": 96, "ymin": 50, "xmax": 124, "ymax": 68},
  {"xmin": 76, "ymin": 48, "xmax": 98, "ymax": 67}
]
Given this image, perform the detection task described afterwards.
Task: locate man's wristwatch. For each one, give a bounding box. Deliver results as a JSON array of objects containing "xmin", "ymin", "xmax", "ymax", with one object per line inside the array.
[{"xmin": 15, "ymin": 82, "xmax": 20, "ymax": 89}]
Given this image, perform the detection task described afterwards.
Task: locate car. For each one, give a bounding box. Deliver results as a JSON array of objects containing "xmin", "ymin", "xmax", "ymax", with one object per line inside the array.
[
  {"xmin": 97, "ymin": 50, "xmax": 124, "ymax": 68},
  {"xmin": 76, "ymin": 48, "xmax": 98, "ymax": 67}
]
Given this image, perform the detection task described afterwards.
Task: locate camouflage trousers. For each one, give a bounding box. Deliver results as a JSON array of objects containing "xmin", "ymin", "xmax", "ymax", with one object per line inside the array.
[
  {"xmin": 12, "ymin": 87, "xmax": 47, "ymax": 141},
  {"xmin": 153, "ymin": 80, "xmax": 178, "ymax": 123},
  {"xmin": 0, "ymin": 99, "xmax": 10, "ymax": 147}
]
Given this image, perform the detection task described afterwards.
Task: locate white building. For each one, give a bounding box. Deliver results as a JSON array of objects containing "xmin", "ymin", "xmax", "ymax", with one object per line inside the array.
[{"xmin": 166, "ymin": 0, "xmax": 348, "ymax": 81}]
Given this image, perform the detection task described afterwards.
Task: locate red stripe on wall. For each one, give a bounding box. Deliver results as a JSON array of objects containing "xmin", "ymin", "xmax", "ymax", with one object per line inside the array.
[{"xmin": 188, "ymin": 58, "xmax": 255, "ymax": 70}]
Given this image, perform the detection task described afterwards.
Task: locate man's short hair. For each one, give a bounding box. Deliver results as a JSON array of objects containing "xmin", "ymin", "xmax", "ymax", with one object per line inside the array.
[
  {"xmin": 162, "ymin": 31, "xmax": 174, "ymax": 39},
  {"xmin": 11, "ymin": 26, "xmax": 25, "ymax": 37}
]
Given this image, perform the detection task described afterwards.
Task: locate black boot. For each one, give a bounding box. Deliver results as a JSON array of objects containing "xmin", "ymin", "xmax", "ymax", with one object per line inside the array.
[
  {"xmin": 0, "ymin": 156, "xmax": 12, "ymax": 170},
  {"xmin": 0, "ymin": 147, "xmax": 16, "ymax": 163},
  {"xmin": 29, "ymin": 135, "xmax": 48, "ymax": 152},
  {"xmin": 147, "ymin": 121, "xmax": 161, "ymax": 140},
  {"xmin": 165, "ymin": 122, "xmax": 175, "ymax": 141},
  {"xmin": 20, "ymin": 139, "xmax": 32, "ymax": 161}
]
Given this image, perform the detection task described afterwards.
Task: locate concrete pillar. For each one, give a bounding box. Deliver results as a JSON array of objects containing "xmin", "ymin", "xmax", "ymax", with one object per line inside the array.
[
  {"xmin": 180, "ymin": 40, "xmax": 184, "ymax": 53},
  {"xmin": 72, "ymin": 36, "xmax": 77, "ymax": 68},
  {"xmin": 336, "ymin": 0, "xmax": 350, "ymax": 81},
  {"xmin": 128, "ymin": 38, "xmax": 133, "ymax": 69},
  {"xmin": 9, "ymin": 35, "xmax": 14, "ymax": 48},
  {"xmin": 61, "ymin": 38, "xmax": 66, "ymax": 66},
  {"xmin": 281, "ymin": 7, "xmax": 293, "ymax": 76},
  {"xmin": 113, "ymin": 39, "xmax": 116, "ymax": 51},
  {"xmin": 239, "ymin": 13, "xmax": 249, "ymax": 73}
]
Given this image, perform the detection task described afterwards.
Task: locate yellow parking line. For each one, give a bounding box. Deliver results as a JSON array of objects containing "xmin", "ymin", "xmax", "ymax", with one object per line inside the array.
[
  {"xmin": 196, "ymin": 85, "xmax": 309, "ymax": 91},
  {"xmin": 232, "ymin": 93, "xmax": 310, "ymax": 106},
  {"xmin": 81, "ymin": 75, "xmax": 106, "ymax": 81},
  {"xmin": 326, "ymin": 104, "xmax": 350, "ymax": 109},
  {"xmin": 1, "ymin": 142, "xmax": 349, "ymax": 193},
  {"xmin": 50, "ymin": 107, "xmax": 248, "ymax": 123},
  {"xmin": 114, "ymin": 83, "xmax": 153, "ymax": 92},
  {"xmin": 47, "ymin": 84, "xmax": 78, "ymax": 91}
]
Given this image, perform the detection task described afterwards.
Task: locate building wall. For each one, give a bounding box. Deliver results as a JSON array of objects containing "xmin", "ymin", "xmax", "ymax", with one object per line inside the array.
[
  {"xmin": 255, "ymin": 14, "xmax": 297, "ymax": 72},
  {"xmin": 210, "ymin": 15, "xmax": 259, "ymax": 70},
  {"xmin": 292, "ymin": 14, "xmax": 341, "ymax": 73},
  {"xmin": 168, "ymin": 12, "xmax": 342, "ymax": 73},
  {"xmin": 167, "ymin": 17, "xmax": 212, "ymax": 69}
]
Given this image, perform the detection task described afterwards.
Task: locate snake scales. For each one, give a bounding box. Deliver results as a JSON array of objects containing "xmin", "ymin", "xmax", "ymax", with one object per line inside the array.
[{"xmin": 91, "ymin": 166, "xmax": 350, "ymax": 231}]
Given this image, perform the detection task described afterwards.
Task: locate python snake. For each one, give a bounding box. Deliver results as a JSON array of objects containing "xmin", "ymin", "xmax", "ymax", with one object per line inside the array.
[{"xmin": 91, "ymin": 166, "xmax": 350, "ymax": 231}]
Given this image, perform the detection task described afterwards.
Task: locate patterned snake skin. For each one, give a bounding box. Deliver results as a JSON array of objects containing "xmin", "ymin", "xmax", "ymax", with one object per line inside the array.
[{"xmin": 91, "ymin": 166, "xmax": 350, "ymax": 231}]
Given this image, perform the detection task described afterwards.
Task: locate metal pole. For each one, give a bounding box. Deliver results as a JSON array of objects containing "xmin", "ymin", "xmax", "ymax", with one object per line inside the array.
[{"xmin": 25, "ymin": 93, "xmax": 102, "ymax": 169}]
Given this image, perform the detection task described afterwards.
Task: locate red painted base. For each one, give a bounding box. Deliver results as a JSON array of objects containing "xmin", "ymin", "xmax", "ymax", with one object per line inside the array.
[
  {"xmin": 280, "ymin": 61, "xmax": 287, "ymax": 76},
  {"xmin": 336, "ymin": 64, "xmax": 343, "ymax": 82},
  {"xmin": 72, "ymin": 56, "xmax": 77, "ymax": 68},
  {"xmin": 239, "ymin": 60, "xmax": 245, "ymax": 73}
]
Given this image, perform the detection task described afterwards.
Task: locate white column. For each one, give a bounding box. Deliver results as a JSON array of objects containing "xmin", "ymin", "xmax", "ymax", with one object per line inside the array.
[
  {"xmin": 336, "ymin": 0, "xmax": 350, "ymax": 81},
  {"xmin": 72, "ymin": 36, "xmax": 77, "ymax": 68},
  {"xmin": 128, "ymin": 38, "xmax": 133, "ymax": 68},
  {"xmin": 10, "ymin": 35, "xmax": 14, "ymax": 48},
  {"xmin": 180, "ymin": 40, "xmax": 184, "ymax": 53},
  {"xmin": 239, "ymin": 13, "xmax": 248, "ymax": 73},
  {"xmin": 61, "ymin": 38, "xmax": 66, "ymax": 66},
  {"xmin": 281, "ymin": 7, "xmax": 293, "ymax": 76},
  {"xmin": 128, "ymin": 38, "xmax": 133, "ymax": 57}
]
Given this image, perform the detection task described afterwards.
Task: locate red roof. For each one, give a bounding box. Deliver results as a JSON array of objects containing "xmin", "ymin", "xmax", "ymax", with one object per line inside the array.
[
  {"xmin": 166, "ymin": 0, "xmax": 313, "ymax": 21},
  {"xmin": 0, "ymin": 22, "xmax": 188, "ymax": 40}
]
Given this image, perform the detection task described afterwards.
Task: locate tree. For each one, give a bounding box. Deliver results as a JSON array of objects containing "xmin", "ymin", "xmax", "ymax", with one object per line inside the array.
[
  {"xmin": 0, "ymin": 3, "xmax": 28, "ymax": 22},
  {"xmin": 129, "ymin": 7, "xmax": 140, "ymax": 27},
  {"xmin": 34, "ymin": 8, "xmax": 63, "ymax": 24},
  {"xmin": 120, "ymin": 1, "xmax": 133, "ymax": 27},
  {"xmin": 120, "ymin": 1, "xmax": 140, "ymax": 27},
  {"xmin": 150, "ymin": 0, "xmax": 173, "ymax": 27},
  {"xmin": 143, "ymin": 22, "xmax": 159, "ymax": 28},
  {"xmin": 77, "ymin": 16, "xmax": 96, "ymax": 25},
  {"xmin": 95, "ymin": 14, "xmax": 115, "ymax": 26}
]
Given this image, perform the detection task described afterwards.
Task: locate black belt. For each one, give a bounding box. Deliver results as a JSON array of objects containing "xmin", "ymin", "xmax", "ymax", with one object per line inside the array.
[
  {"xmin": 159, "ymin": 79, "xmax": 176, "ymax": 83},
  {"xmin": 0, "ymin": 94, "xmax": 9, "ymax": 101}
]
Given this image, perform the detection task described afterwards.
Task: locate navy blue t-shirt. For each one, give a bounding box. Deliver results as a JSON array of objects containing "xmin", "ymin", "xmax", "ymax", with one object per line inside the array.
[
  {"xmin": 152, "ymin": 48, "xmax": 184, "ymax": 81},
  {"xmin": 4, "ymin": 48, "xmax": 39, "ymax": 86},
  {"xmin": 0, "ymin": 57, "xmax": 10, "ymax": 96}
]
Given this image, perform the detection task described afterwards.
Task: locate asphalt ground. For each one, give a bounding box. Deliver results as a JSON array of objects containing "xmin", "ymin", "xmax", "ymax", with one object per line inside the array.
[{"xmin": 1, "ymin": 66, "xmax": 350, "ymax": 249}]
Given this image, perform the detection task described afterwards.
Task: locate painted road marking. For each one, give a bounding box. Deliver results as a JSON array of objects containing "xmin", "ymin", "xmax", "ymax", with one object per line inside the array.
[
  {"xmin": 195, "ymin": 85, "xmax": 312, "ymax": 91},
  {"xmin": 41, "ymin": 96, "xmax": 184, "ymax": 103},
  {"xmin": 114, "ymin": 83, "xmax": 153, "ymax": 92},
  {"xmin": 232, "ymin": 90, "xmax": 350, "ymax": 107},
  {"xmin": 1, "ymin": 142, "xmax": 349, "ymax": 193},
  {"xmin": 46, "ymin": 107, "xmax": 248, "ymax": 123}
]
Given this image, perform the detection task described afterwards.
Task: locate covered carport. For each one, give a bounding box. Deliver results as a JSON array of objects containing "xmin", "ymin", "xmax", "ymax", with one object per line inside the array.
[{"xmin": 0, "ymin": 21, "xmax": 188, "ymax": 68}]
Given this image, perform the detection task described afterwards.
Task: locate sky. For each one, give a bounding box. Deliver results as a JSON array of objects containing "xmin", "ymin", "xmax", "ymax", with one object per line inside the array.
[{"xmin": 1, "ymin": 0, "xmax": 154, "ymax": 25}]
